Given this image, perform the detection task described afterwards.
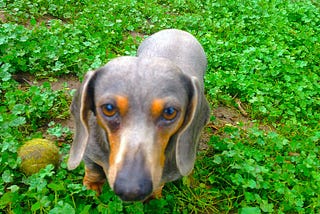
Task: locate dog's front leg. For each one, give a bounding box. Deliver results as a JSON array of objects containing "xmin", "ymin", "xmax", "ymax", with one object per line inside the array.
[
  {"xmin": 83, "ymin": 163, "xmax": 106, "ymax": 195},
  {"xmin": 151, "ymin": 184, "xmax": 164, "ymax": 199}
]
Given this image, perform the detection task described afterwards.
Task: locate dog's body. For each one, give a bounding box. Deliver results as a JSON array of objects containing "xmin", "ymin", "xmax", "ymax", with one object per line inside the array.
[{"xmin": 68, "ymin": 29, "xmax": 210, "ymax": 201}]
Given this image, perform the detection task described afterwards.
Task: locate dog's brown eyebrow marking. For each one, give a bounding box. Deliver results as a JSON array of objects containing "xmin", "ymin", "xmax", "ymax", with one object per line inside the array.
[
  {"xmin": 150, "ymin": 99, "xmax": 165, "ymax": 118},
  {"xmin": 115, "ymin": 95, "xmax": 129, "ymax": 116}
]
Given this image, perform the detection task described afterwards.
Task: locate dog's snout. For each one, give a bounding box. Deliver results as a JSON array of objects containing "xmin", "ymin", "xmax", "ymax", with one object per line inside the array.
[
  {"xmin": 114, "ymin": 175, "xmax": 153, "ymax": 201},
  {"xmin": 113, "ymin": 152, "xmax": 153, "ymax": 201}
]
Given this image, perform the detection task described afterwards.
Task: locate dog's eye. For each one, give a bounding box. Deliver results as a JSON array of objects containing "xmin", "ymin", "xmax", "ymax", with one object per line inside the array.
[
  {"xmin": 102, "ymin": 103, "xmax": 117, "ymax": 117},
  {"xmin": 162, "ymin": 107, "xmax": 178, "ymax": 121}
]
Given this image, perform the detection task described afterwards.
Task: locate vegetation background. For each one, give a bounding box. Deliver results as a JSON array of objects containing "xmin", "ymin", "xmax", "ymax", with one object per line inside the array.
[{"xmin": 0, "ymin": 0, "xmax": 319, "ymax": 213}]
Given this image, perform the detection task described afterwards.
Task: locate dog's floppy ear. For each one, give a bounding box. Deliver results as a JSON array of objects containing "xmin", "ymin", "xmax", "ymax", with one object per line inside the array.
[
  {"xmin": 68, "ymin": 70, "xmax": 96, "ymax": 170},
  {"xmin": 175, "ymin": 76, "xmax": 210, "ymax": 176}
]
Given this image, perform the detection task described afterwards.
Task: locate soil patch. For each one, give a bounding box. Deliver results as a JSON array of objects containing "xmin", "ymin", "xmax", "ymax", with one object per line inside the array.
[
  {"xmin": 13, "ymin": 73, "xmax": 80, "ymax": 134},
  {"xmin": 0, "ymin": 10, "xmax": 7, "ymax": 23},
  {"xmin": 199, "ymin": 105, "xmax": 251, "ymax": 150}
]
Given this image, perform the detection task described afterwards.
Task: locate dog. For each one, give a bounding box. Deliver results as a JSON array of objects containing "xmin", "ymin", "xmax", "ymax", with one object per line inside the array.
[{"xmin": 68, "ymin": 29, "xmax": 210, "ymax": 202}]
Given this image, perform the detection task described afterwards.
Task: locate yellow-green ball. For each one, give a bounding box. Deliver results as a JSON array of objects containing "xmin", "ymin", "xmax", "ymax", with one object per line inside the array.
[{"xmin": 18, "ymin": 138, "xmax": 60, "ymax": 175}]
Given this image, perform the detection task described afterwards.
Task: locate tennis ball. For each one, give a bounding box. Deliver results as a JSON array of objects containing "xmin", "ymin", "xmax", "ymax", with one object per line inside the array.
[{"xmin": 18, "ymin": 138, "xmax": 60, "ymax": 175}]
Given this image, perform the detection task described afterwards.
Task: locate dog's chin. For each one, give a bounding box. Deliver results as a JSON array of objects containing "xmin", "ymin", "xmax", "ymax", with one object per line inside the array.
[
  {"xmin": 114, "ymin": 188, "xmax": 152, "ymax": 202},
  {"xmin": 118, "ymin": 194, "xmax": 151, "ymax": 203}
]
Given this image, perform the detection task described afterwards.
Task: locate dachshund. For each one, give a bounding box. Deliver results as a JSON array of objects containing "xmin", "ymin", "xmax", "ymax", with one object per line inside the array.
[{"xmin": 68, "ymin": 29, "xmax": 210, "ymax": 202}]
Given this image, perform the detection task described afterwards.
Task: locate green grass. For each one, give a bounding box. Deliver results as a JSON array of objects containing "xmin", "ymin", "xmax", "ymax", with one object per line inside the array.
[{"xmin": 1, "ymin": 0, "xmax": 319, "ymax": 213}]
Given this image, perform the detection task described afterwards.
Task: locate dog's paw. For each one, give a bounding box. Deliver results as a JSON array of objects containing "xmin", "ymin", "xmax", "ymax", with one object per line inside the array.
[
  {"xmin": 143, "ymin": 185, "xmax": 164, "ymax": 202},
  {"xmin": 83, "ymin": 179, "xmax": 106, "ymax": 195},
  {"xmin": 151, "ymin": 185, "xmax": 164, "ymax": 199},
  {"xmin": 83, "ymin": 167, "xmax": 106, "ymax": 195}
]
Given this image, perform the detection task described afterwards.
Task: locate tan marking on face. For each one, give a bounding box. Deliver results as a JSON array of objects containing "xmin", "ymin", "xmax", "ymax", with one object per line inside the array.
[
  {"xmin": 148, "ymin": 100, "xmax": 186, "ymax": 189},
  {"xmin": 107, "ymin": 96, "xmax": 129, "ymax": 187},
  {"xmin": 151, "ymin": 99, "xmax": 165, "ymax": 118},
  {"xmin": 148, "ymin": 116, "xmax": 184, "ymax": 190},
  {"xmin": 115, "ymin": 95, "xmax": 129, "ymax": 116},
  {"xmin": 97, "ymin": 96, "xmax": 186, "ymax": 193},
  {"xmin": 95, "ymin": 96, "xmax": 128, "ymax": 188},
  {"xmin": 157, "ymin": 115, "xmax": 185, "ymax": 167},
  {"xmin": 107, "ymin": 131, "xmax": 121, "ymax": 187}
]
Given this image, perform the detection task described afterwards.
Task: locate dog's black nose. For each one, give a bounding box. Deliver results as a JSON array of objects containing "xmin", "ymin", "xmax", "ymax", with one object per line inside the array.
[
  {"xmin": 114, "ymin": 176, "xmax": 153, "ymax": 201},
  {"xmin": 113, "ymin": 150, "xmax": 154, "ymax": 201}
]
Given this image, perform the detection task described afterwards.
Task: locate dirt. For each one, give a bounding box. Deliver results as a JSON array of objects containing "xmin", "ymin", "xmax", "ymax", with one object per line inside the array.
[
  {"xmin": 0, "ymin": 10, "xmax": 67, "ymax": 29},
  {"xmin": 0, "ymin": 10, "xmax": 7, "ymax": 23},
  {"xmin": 48, "ymin": 76, "xmax": 80, "ymax": 130},
  {"xmin": 13, "ymin": 73, "xmax": 79, "ymax": 133},
  {"xmin": 199, "ymin": 105, "xmax": 251, "ymax": 150}
]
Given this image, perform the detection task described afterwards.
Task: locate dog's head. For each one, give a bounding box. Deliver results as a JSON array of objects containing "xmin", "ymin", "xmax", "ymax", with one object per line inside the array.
[{"xmin": 68, "ymin": 56, "xmax": 209, "ymax": 201}]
